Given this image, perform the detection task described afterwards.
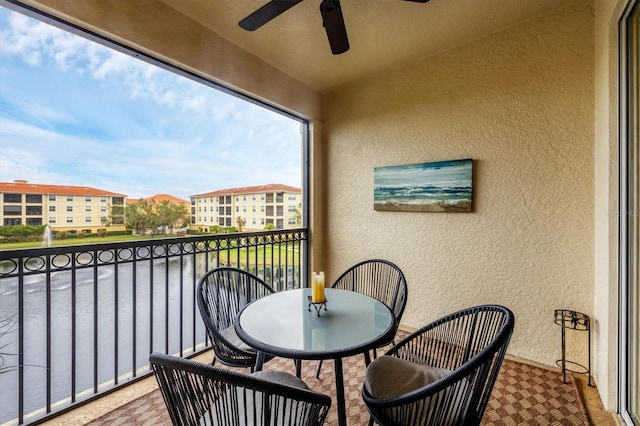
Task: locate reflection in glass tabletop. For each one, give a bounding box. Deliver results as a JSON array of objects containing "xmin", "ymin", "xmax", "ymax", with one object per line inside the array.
[{"xmin": 236, "ymin": 288, "xmax": 394, "ymax": 359}]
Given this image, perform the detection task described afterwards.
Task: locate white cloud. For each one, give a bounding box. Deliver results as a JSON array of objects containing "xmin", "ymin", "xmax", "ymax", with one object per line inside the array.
[{"xmin": 0, "ymin": 7, "xmax": 302, "ymax": 200}]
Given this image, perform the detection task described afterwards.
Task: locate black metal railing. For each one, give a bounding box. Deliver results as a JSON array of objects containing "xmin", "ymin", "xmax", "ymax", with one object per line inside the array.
[{"xmin": 0, "ymin": 229, "xmax": 308, "ymax": 425}]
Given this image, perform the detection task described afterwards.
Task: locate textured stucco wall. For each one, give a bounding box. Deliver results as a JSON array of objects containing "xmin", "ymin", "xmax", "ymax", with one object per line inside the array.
[{"xmin": 323, "ymin": 2, "xmax": 595, "ymax": 367}]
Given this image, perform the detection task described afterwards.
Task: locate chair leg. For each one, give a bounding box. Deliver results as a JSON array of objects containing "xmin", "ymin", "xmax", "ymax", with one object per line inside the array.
[
  {"xmin": 315, "ymin": 360, "xmax": 323, "ymax": 379},
  {"xmin": 294, "ymin": 359, "xmax": 301, "ymax": 378}
]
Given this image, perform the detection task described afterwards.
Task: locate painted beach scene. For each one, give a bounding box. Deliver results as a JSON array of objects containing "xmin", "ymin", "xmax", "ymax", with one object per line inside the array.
[{"xmin": 374, "ymin": 159, "xmax": 473, "ymax": 212}]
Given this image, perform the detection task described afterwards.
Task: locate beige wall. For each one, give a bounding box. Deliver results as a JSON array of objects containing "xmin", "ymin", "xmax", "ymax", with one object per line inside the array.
[{"xmin": 323, "ymin": 2, "xmax": 595, "ymax": 368}]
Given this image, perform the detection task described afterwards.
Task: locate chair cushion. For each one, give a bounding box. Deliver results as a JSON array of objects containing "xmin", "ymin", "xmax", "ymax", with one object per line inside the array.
[
  {"xmin": 250, "ymin": 370, "xmax": 310, "ymax": 390},
  {"xmin": 220, "ymin": 326, "xmax": 255, "ymax": 352},
  {"xmin": 364, "ymin": 355, "xmax": 450, "ymax": 399}
]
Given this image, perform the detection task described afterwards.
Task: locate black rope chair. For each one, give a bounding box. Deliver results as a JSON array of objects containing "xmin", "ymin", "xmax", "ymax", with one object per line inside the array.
[
  {"xmin": 197, "ymin": 267, "xmax": 277, "ymax": 370},
  {"xmin": 150, "ymin": 352, "xmax": 331, "ymax": 426},
  {"xmin": 316, "ymin": 259, "xmax": 408, "ymax": 378},
  {"xmin": 362, "ymin": 305, "xmax": 515, "ymax": 426}
]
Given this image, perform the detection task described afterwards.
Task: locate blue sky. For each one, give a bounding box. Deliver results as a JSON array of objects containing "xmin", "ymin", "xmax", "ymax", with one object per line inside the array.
[{"xmin": 0, "ymin": 6, "xmax": 302, "ymax": 201}]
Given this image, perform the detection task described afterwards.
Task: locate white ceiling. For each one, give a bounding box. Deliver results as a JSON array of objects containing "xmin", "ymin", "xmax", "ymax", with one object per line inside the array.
[{"xmin": 158, "ymin": 0, "xmax": 580, "ymax": 93}]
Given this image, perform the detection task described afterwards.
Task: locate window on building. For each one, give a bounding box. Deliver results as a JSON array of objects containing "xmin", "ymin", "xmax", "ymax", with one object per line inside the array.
[
  {"xmin": 112, "ymin": 197, "xmax": 124, "ymax": 205},
  {"xmin": 101, "ymin": 206, "xmax": 107, "ymax": 212},
  {"xmin": 85, "ymin": 206, "xmax": 91, "ymax": 212},
  {"xmin": 253, "ymin": 206, "xmax": 256, "ymax": 212},
  {"xmin": 49, "ymin": 206, "xmax": 56, "ymax": 212},
  {"xmin": 225, "ymin": 217, "xmax": 231, "ymax": 227},
  {"xmin": 66, "ymin": 206, "xmax": 73, "ymax": 212},
  {"xmin": 3, "ymin": 205, "xmax": 21, "ymax": 215},
  {"xmin": 26, "ymin": 218, "xmax": 42, "ymax": 225},
  {"xmin": 261, "ymin": 206, "xmax": 265, "ymax": 212},
  {"xmin": 26, "ymin": 206, "xmax": 42, "ymax": 215},
  {"xmin": 26, "ymin": 194, "xmax": 42, "ymax": 203},
  {"xmin": 100, "ymin": 216, "xmax": 107, "ymax": 223},
  {"xmin": 101, "ymin": 196, "xmax": 107, "ymax": 202},
  {"xmin": 66, "ymin": 195, "xmax": 73, "ymax": 202},
  {"xmin": 252, "ymin": 218, "xmax": 256, "ymax": 224},
  {"xmin": 218, "ymin": 196, "xmax": 225, "ymax": 204},
  {"xmin": 252, "ymin": 195, "xmax": 256, "ymax": 200},
  {"xmin": 236, "ymin": 206, "xmax": 239, "ymax": 212},
  {"xmin": 66, "ymin": 217, "xmax": 73, "ymax": 223},
  {"xmin": 4, "ymin": 218, "xmax": 21, "ymax": 226},
  {"xmin": 288, "ymin": 218, "xmax": 296, "ymax": 225},
  {"xmin": 288, "ymin": 206, "xmax": 296, "ymax": 212},
  {"xmin": 261, "ymin": 218, "xmax": 265, "ymax": 225},
  {"xmin": 3, "ymin": 193, "xmax": 21, "ymax": 203},
  {"xmin": 49, "ymin": 195, "xmax": 56, "ymax": 201},
  {"xmin": 226, "ymin": 206, "xmax": 232, "ymax": 215},
  {"xmin": 49, "ymin": 217, "xmax": 56, "ymax": 224},
  {"xmin": 85, "ymin": 196, "xmax": 92, "ymax": 202},
  {"xmin": 226, "ymin": 196, "xmax": 232, "ymax": 204},
  {"xmin": 288, "ymin": 194, "xmax": 297, "ymax": 200}
]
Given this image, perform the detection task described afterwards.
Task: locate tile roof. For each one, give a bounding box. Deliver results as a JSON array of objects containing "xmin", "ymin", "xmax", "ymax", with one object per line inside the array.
[
  {"xmin": 191, "ymin": 183, "xmax": 301, "ymax": 198},
  {"xmin": 0, "ymin": 181, "xmax": 127, "ymax": 197},
  {"xmin": 126, "ymin": 194, "xmax": 189, "ymax": 205}
]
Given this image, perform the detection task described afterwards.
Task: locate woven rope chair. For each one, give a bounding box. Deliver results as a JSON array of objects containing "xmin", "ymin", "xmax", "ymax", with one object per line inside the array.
[
  {"xmin": 316, "ymin": 259, "xmax": 408, "ymax": 378},
  {"xmin": 197, "ymin": 267, "xmax": 276, "ymax": 370},
  {"xmin": 150, "ymin": 352, "xmax": 331, "ymax": 426},
  {"xmin": 362, "ymin": 305, "xmax": 514, "ymax": 426}
]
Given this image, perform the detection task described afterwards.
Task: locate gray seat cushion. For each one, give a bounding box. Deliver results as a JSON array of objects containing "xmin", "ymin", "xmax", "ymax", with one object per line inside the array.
[
  {"xmin": 250, "ymin": 370, "xmax": 310, "ymax": 390},
  {"xmin": 365, "ymin": 355, "xmax": 471, "ymax": 425},
  {"xmin": 364, "ymin": 355, "xmax": 451, "ymax": 399},
  {"xmin": 220, "ymin": 325, "xmax": 255, "ymax": 352}
]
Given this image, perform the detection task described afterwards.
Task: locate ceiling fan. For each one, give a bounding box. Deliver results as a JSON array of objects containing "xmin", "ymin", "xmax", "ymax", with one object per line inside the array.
[{"xmin": 239, "ymin": 0, "xmax": 430, "ymax": 55}]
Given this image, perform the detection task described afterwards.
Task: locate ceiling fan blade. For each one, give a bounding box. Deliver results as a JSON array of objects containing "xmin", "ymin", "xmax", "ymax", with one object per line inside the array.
[
  {"xmin": 320, "ymin": 0, "xmax": 349, "ymax": 55},
  {"xmin": 239, "ymin": 0, "xmax": 304, "ymax": 31}
]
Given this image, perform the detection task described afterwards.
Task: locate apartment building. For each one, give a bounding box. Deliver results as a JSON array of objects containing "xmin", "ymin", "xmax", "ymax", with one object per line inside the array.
[
  {"xmin": 190, "ymin": 184, "xmax": 301, "ymax": 231},
  {"xmin": 0, "ymin": 180, "xmax": 127, "ymax": 233}
]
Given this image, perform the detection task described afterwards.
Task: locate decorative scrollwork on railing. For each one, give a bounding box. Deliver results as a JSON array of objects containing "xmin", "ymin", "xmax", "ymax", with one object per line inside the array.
[{"xmin": 0, "ymin": 229, "xmax": 308, "ymax": 279}]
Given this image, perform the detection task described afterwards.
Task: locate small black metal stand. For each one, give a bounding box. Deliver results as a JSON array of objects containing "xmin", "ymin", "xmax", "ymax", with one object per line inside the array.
[
  {"xmin": 554, "ymin": 309, "xmax": 592, "ymax": 386},
  {"xmin": 307, "ymin": 296, "xmax": 327, "ymax": 316}
]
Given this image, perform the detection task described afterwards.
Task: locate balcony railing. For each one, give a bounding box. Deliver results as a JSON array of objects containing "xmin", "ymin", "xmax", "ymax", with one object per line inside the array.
[{"xmin": 0, "ymin": 229, "xmax": 308, "ymax": 425}]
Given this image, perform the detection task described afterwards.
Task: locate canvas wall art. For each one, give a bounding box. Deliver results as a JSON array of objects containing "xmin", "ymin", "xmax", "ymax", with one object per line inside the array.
[{"xmin": 374, "ymin": 158, "xmax": 473, "ymax": 212}]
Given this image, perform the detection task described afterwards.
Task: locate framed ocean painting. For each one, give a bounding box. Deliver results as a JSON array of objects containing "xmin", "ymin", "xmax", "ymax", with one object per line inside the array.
[{"xmin": 374, "ymin": 159, "xmax": 473, "ymax": 212}]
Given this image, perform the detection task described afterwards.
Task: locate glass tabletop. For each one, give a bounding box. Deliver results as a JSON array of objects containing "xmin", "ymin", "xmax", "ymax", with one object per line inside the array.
[{"xmin": 236, "ymin": 288, "xmax": 394, "ymax": 359}]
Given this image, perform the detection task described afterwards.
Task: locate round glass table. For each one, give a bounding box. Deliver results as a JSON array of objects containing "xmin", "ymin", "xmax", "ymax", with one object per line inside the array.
[{"xmin": 235, "ymin": 287, "xmax": 395, "ymax": 426}]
